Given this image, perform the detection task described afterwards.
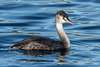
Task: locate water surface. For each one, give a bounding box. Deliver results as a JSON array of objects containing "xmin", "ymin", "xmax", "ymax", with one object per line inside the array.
[{"xmin": 0, "ymin": 0, "xmax": 100, "ymax": 67}]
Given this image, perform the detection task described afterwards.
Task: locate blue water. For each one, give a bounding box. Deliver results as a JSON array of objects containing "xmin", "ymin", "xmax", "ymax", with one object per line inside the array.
[{"xmin": 0, "ymin": 0, "xmax": 100, "ymax": 67}]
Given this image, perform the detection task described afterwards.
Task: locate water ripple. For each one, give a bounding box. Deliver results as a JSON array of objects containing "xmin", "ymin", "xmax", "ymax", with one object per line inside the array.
[{"xmin": 0, "ymin": 0, "xmax": 100, "ymax": 67}]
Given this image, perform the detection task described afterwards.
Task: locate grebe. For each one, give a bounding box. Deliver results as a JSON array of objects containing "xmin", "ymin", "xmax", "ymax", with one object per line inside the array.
[{"xmin": 10, "ymin": 10, "xmax": 74, "ymax": 50}]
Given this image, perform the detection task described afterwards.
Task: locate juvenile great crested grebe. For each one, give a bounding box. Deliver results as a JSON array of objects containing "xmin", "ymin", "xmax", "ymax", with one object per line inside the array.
[{"xmin": 10, "ymin": 10, "xmax": 74, "ymax": 50}]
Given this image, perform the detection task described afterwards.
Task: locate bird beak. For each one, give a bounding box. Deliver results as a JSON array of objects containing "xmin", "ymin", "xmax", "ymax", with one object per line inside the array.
[{"xmin": 66, "ymin": 20, "xmax": 74, "ymax": 25}]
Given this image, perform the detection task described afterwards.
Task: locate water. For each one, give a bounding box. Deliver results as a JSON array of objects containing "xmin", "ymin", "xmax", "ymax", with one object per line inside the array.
[{"xmin": 0, "ymin": 0, "xmax": 100, "ymax": 67}]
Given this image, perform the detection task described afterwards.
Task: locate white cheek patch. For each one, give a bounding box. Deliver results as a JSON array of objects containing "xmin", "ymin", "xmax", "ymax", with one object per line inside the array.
[
  {"xmin": 59, "ymin": 17, "xmax": 66, "ymax": 23},
  {"xmin": 56, "ymin": 15, "xmax": 66, "ymax": 23}
]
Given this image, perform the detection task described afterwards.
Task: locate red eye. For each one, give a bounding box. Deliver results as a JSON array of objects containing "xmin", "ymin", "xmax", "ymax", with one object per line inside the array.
[{"xmin": 63, "ymin": 15, "xmax": 65, "ymax": 17}]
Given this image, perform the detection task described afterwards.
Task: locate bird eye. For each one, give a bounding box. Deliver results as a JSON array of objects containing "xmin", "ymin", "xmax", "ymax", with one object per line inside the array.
[{"xmin": 63, "ymin": 15, "xmax": 65, "ymax": 17}]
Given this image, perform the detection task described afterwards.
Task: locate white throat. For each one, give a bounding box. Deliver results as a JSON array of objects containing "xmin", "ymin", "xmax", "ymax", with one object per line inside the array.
[{"xmin": 56, "ymin": 23, "xmax": 70, "ymax": 48}]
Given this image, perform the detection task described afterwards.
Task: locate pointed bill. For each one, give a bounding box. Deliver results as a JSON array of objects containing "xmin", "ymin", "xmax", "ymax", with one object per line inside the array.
[{"xmin": 66, "ymin": 20, "xmax": 74, "ymax": 25}]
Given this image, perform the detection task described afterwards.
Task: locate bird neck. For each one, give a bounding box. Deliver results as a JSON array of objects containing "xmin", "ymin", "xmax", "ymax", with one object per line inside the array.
[{"xmin": 56, "ymin": 23, "xmax": 70, "ymax": 49}]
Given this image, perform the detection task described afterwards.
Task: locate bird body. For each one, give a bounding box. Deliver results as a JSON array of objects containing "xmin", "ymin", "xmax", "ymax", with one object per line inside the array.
[
  {"xmin": 10, "ymin": 10, "xmax": 74, "ymax": 50},
  {"xmin": 10, "ymin": 36, "xmax": 65, "ymax": 50}
]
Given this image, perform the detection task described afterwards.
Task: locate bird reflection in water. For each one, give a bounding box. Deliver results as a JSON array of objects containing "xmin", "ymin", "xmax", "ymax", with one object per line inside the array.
[{"xmin": 17, "ymin": 50, "xmax": 70, "ymax": 65}]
